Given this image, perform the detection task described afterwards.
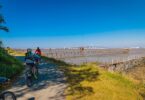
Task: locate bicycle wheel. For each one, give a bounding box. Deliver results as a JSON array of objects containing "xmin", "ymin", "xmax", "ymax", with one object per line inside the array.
[
  {"xmin": 1, "ymin": 91, "xmax": 16, "ymax": 100},
  {"xmin": 26, "ymin": 78, "xmax": 32, "ymax": 87}
]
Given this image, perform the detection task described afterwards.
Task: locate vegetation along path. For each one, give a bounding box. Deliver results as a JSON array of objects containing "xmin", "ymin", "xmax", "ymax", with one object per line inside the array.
[{"xmin": 8, "ymin": 56, "xmax": 67, "ymax": 100}]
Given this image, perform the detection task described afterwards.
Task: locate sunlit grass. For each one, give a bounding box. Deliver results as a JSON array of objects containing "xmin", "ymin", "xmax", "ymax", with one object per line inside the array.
[
  {"xmin": 63, "ymin": 64, "xmax": 142, "ymax": 100},
  {"xmin": 6, "ymin": 48, "xmax": 25, "ymax": 56},
  {"xmin": 42, "ymin": 57, "xmax": 145, "ymax": 100}
]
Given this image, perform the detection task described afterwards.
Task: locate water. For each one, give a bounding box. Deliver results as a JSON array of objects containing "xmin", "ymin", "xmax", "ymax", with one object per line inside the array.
[
  {"xmin": 42, "ymin": 48, "xmax": 145, "ymax": 65},
  {"xmin": 61, "ymin": 49, "xmax": 145, "ymax": 65}
]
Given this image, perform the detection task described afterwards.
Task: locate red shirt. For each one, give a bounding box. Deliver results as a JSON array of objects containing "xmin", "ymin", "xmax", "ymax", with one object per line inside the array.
[{"xmin": 35, "ymin": 49, "xmax": 41, "ymax": 55}]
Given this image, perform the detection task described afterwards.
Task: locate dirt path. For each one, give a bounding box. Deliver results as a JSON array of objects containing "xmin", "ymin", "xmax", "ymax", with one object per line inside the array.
[{"xmin": 8, "ymin": 57, "xmax": 67, "ymax": 100}]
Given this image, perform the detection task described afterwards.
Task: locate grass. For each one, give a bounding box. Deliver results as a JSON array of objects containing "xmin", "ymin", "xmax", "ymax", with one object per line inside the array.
[
  {"xmin": 125, "ymin": 62, "xmax": 145, "ymax": 99},
  {"xmin": 43, "ymin": 56, "xmax": 145, "ymax": 100},
  {"xmin": 0, "ymin": 48, "xmax": 24, "ymax": 78},
  {"xmin": 126, "ymin": 64, "xmax": 145, "ymax": 84},
  {"xmin": 6, "ymin": 47, "xmax": 25, "ymax": 56},
  {"xmin": 65, "ymin": 64, "xmax": 143, "ymax": 100},
  {"xmin": 0, "ymin": 47, "xmax": 24, "ymax": 91}
]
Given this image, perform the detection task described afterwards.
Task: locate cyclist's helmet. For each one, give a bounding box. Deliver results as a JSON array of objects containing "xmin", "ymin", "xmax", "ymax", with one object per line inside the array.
[{"xmin": 27, "ymin": 48, "xmax": 32, "ymax": 52}]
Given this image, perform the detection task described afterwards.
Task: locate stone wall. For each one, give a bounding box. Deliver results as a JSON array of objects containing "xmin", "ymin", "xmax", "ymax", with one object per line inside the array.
[{"xmin": 106, "ymin": 57, "xmax": 145, "ymax": 72}]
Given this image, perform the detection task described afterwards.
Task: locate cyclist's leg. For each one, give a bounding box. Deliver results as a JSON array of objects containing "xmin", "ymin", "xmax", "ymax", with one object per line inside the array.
[
  {"xmin": 34, "ymin": 58, "xmax": 39, "ymax": 72},
  {"xmin": 28, "ymin": 63, "xmax": 35, "ymax": 76},
  {"xmin": 31, "ymin": 63, "xmax": 35, "ymax": 74},
  {"xmin": 31, "ymin": 64, "xmax": 38, "ymax": 79},
  {"xmin": 26, "ymin": 63, "xmax": 32, "ymax": 74},
  {"xmin": 36, "ymin": 58, "xmax": 40, "ymax": 65}
]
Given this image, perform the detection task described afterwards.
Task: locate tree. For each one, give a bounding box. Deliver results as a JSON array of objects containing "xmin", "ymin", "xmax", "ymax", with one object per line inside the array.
[
  {"xmin": 0, "ymin": 5, "xmax": 9, "ymax": 32},
  {"xmin": 0, "ymin": 5, "xmax": 9, "ymax": 47}
]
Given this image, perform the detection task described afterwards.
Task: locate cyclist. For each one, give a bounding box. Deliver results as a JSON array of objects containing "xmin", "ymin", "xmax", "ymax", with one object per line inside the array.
[
  {"xmin": 34, "ymin": 47, "xmax": 41, "ymax": 64},
  {"xmin": 25, "ymin": 48, "xmax": 38, "ymax": 79},
  {"xmin": 35, "ymin": 47, "xmax": 41, "ymax": 56}
]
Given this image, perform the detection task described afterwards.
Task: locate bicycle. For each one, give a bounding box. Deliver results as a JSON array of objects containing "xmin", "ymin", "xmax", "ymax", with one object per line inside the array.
[
  {"xmin": 0, "ymin": 77, "xmax": 16, "ymax": 100},
  {"xmin": 0, "ymin": 91, "xmax": 16, "ymax": 100},
  {"xmin": 25, "ymin": 62, "xmax": 39, "ymax": 87}
]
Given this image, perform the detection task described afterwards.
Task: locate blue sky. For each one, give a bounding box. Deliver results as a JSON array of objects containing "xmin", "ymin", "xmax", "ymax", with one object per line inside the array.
[{"xmin": 0, "ymin": 0, "xmax": 145, "ymax": 48}]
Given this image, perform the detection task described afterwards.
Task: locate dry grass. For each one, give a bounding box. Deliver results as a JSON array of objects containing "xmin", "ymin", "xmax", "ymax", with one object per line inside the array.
[
  {"xmin": 62, "ymin": 64, "xmax": 143, "ymax": 100},
  {"xmin": 126, "ymin": 65, "xmax": 145, "ymax": 83},
  {"xmin": 42, "ymin": 57, "xmax": 145, "ymax": 100},
  {"xmin": 125, "ymin": 64, "xmax": 145, "ymax": 99},
  {"xmin": 6, "ymin": 48, "xmax": 25, "ymax": 56}
]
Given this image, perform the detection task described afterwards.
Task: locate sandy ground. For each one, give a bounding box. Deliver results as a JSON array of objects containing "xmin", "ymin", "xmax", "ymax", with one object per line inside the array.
[{"xmin": 8, "ymin": 57, "xmax": 67, "ymax": 100}]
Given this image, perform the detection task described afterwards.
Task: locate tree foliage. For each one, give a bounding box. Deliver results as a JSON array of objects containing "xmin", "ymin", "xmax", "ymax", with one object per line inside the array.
[
  {"xmin": 0, "ymin": 5, "xmax": 9, "ymax": 32},
  {"xmin": 0, "ymin": 4, "xmax": 9, "ymax": 47}
]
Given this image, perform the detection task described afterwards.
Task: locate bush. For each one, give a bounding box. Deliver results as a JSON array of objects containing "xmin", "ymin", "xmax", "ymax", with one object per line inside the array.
[{"xmin": 0, "ymin": 48, "xmax": 24, "ymax": 78}]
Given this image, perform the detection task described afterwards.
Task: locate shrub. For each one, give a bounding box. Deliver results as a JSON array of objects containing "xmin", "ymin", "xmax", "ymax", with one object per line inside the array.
[{"xmin": 0, "ymin": 48, "xmax": 24, "ymax": 78}]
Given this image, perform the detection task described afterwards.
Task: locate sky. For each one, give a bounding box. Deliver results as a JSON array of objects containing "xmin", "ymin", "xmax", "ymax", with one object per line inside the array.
[{"xmin": 0, "ymin": 0, "xmax": 145, "ymax": 48}]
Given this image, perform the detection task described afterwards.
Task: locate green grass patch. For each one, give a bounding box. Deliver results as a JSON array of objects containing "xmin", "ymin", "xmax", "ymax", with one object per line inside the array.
[{"xmin": 0, "ymin": 48, "xmax": 24, "ymax": 91}]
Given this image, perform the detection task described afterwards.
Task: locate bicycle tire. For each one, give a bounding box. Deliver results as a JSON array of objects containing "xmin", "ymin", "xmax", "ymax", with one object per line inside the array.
[
  {"xmin": 26, "ymin": 78, "xmax": 32, "ymax": 87},
  {"xmin": 1, "ymin": 91, "xmax": 16, "ymax": 100}
]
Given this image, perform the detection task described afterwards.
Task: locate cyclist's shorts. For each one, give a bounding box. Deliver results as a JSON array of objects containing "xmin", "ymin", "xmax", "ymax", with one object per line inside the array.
[{"xmin": 26, "ymin": 63, "xmax": 35, "ymax": 68}]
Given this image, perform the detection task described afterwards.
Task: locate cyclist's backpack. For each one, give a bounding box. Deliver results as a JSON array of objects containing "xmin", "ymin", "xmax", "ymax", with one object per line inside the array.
[{"xmin": 25, "ymin": 52, "xmax": 33, "ymax": 60}]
